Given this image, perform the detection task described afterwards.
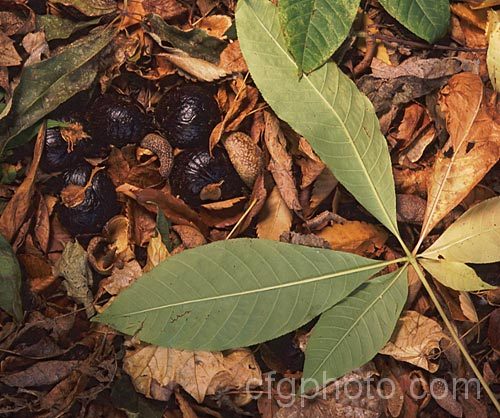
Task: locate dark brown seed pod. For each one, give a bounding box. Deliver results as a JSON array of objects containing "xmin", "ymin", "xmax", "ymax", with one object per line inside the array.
[
  {"xmin": 140, "ymin": 133, "xmax": 173, "ymax": 179},
  {"xmin": 170, "ymin": 148, "xmax": 245, "ymax": 207},
  {"xmin": 87, "ymin": 94, "xmax": 150, "ymax": 147},
  {"xmin": 155, "ymin": 84, "xmax": 220, "ymax": 149},
  {"xmin": 58, "ymin": 163, "xmax": 120, "ymax": 236}
]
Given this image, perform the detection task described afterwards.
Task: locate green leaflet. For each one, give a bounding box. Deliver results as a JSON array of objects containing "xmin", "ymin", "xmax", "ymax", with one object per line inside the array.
[
  {"xmin": 0, "ymin": 233, "xmax": 23, "ymax": 322},
  {"xmin": 378, "ymin": 0, "xmax": 450, "ymax": 43},
  {"xmin": 302, "ymin": 267, "xmax": 408, "ymax": 393},
  {"xmin": 36, "ymin": 14, "xmax": 101, "ymax": 41},
  {"xmin": 143, "ymin": 14, "xmax": 226, "ymax": 63},
  {"xmin": 236, "ymin": 0, "xmax": 399, "ymax": 237},
  {"xmin": 279, "ymin": 0, "xmax": 360, "ymax": 73},
  {"xmin": 422, "ymin": 197, "xmax": 500, "ymax": 264},
  {"xmin": 0, "ymin": 26, "xmax": 115, "ymax": 154},
  {"xmin": 419, "ymin": 259, "xmax": 495, "ymax": 292},
  {"xmin": 95, "ymin": 239, "xmax": 390, "ymax": 350}
]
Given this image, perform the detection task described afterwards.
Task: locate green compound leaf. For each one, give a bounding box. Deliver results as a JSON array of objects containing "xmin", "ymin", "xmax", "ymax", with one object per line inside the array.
[
  {"xmin": 95, "ymin": 239, "xmax": 390, "ymax": 351},
  {"xmin": 302, "ymin": 267, "xmax": 408, "ymax": 393},
  {"xmin": 0, "ymin": 233, "xmax": 23, "ymax": 322},
  {"xmin": 279, "ymin": 0, "xmax": 360, "ymax": 73},
  {"xmin": 237, "ymin": 0, "xmax": 399, "ymax": 237},
  {"xmin": 422, "ymin": 197, "xmax": 500, "ymax": 264},
  {"xmin": 378, "ymin": 0, "xmax": 450, "ymax": 43}
]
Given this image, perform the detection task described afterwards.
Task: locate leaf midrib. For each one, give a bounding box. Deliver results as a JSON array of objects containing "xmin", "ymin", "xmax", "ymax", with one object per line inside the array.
[
  {"xmin": 246, "ymin": 1, "xmax": 397, "ymax": 236},
  {"xmin": 307, "ymin": 265, "xmax": 408, "ymax": 380},
  {"xmin": 108, "ymin": 259, "xmax": 400, "ymax": 317}
]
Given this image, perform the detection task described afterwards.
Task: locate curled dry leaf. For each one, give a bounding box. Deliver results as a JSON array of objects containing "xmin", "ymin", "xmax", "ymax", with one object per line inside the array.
[
  {"xmin": 257, "ymin": 186, "xmax": 293, "ymax": 241},
  {"xmin": 195, "ymin": 15, "xmax": 232, "ymax": 39},
  {"xmin": 123, "ymin": 343, "xmax": 261, "ymax": 403},
  {"xmin": 380, "ymin": 310, "xmax": 449, "ymax": 373},
  {"xmin": 317, "ymin": 221, "xmax": 388, "ymax": 257},
  {"xmin": 224, "ymin": 132, "xmax": 264, "ymax": 187},
  {"xmin": 264, "ymin": 111, "xmax": 301, "ymax": 212},
  {"xmin": 0, "ymin": 122, "xmax": 45, "ymax": 244},
  {"xmin": 420, "ymin": 73, "xmax": 500, "ymax": 242},
  {"xmin": 310, "ymin": 169, "xmax": 338, "ymax": 210},
  {"xmin": 22, "ymin": 31, "xmax": 49, "ymax": 66}
]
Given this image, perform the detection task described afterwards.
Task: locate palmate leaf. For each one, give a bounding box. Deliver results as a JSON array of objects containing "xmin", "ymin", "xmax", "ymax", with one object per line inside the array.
[
  {"xmin": 422, "ymin": 197, "xmax": 500, "ymax": 264},
  {"xmin": 95, "ymin": 239, "xmax": 391, "ymax": 351},
  {"xmin": 279, "ymin": 0, "xmax": 360, "ymax": 73},
  {"xmin": 378, "ymin": 0, "xmax": 450, "ymax": 43},
  {"xmin": 236, "ymin": 0, "xmax": 399, "ymax": 237},
  {"xmin": 302, "ymin": 267, "xmax": 408, "ymax": 393}
]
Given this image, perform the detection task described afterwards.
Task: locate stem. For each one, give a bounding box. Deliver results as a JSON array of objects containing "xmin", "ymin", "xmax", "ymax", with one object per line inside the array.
[{"xmin": 410, "ymin": 258, "xmax": 500, "ymax": 411}]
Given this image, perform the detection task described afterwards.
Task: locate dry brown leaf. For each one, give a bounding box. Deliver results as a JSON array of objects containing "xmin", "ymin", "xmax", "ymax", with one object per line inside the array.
[
  {"xmin": 0, "ymin": 2, "xmax": 35, "ymax": 36},
  {"xmin": 296, "ymin": 137, "xmax": 325, "ymax": 189},
  {"xmin": 0, "ymin": 360, "xmax": 79, "ymax": 388},
  {"xmin": 219, "ymin": 40, "xmax": 248, "ymax": 74},
  {"xmin": 18, "ymin": 253, "xmax": 56, "ymax": 294},
  {"xmin": 201, "ymin": 196, "xmax": 246, "ymax": 210},
  {"xmin": 264, "ymin": 111, "xmax": 301, "ymax": 211},
  {"xmin": 210, "ymin": 78, "xmax": 259, "ymax": 150},
  {"xmin": 195, "ymin": 15, "xmax": 232, "ymax": 39},
  {"xmin": 0, "ymin": 123, "xmax": 45, "ymax": 243},
  {"xmin": 380, "ymin": 311, "xmax": 448, "ymax": 372},
  {"xmin": 143, "ymin": 233, "xmax": 169, "ymax": 273},
  {"xmin": 0, "ymin": 31, "xmax": 21, "ymax": 66},
  {"xmin": 172, "ymin": 225, "xmax": 206, "ymax": 248},
  {"xmin": 458, "ymin": 292, "xmax": 479, "ymax": 322},
  {"xmin": 419, "ymin": 73, "xmax": 500, "ymax": 242},
  {"xmin": 197, "ymin": 0, "xmax": 219, "ymax": 16},
  {"xmin": 120, "ymin": 0, "xmax": 187, "ymax": 27},
  {"xmin": 231, "ymin": 174, "xmax": 267, "ymax": 236},
  {"xmin": 160, "ymin": 48, "xmax": 228, "ymax": 82},
  {"xmin": 317, "ymin": 221, "xmax": 388, "ymax": 256},
  {"xmin": 123, "ymin": 344, "xmax": 261, "ymax": 403},
  {"xmin": 22, "ymin": 31, "xmax": 48, "ymax": 66},
  {"xmin": 257, "ymin": 186, "xmax": 293, "ymax": 241},
  {"xmin": 310, "ymin": 169, "xmax": 338, "ymax": 209},
  {"xmin": 396, "ymin": 194, "xmax": 426, "ymax": 224},
  {"xmin": 96, "ymin": 260, "xmax": 142, "ymax": 299},
  {"xmin": 280, "ymin": 231, "xmax": 331, "ymax": 249}
]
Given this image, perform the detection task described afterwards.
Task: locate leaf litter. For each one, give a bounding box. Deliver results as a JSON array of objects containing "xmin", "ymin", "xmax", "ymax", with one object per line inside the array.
[{"xmin": 0, "ymin": 0, "xmax": 498, "ymax": 416}]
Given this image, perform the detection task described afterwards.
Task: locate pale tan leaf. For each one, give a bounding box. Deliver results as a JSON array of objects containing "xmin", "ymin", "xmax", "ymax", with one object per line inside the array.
[
  {"xmin": 419, "ymin": 73, "xmax": 500, "ymax": 243},
  {"xmin": 380, "ymin": 310, "xmax": 448, "ymax": 372},
  {"xmin": 459, "ymin": 292, "xmax": 479, "ymax": 322},
  {"xmin": 123, "ymin": 344, "xmax": 261, "ymax": 403},
  {"xmin": 257, "ymin": 186, "xmax": 293, "ymax": 241},
  {"xmin": 487, "ymin": 10, "xmax": 500, "ymax": 91},
  {"xmin": 143, "ymin": 233, "xmax": 169, "ymax": 273}
]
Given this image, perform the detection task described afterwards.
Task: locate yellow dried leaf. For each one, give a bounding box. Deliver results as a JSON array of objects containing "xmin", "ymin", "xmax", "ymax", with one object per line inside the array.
[{"xmin": 257, "ymin": 186, "xmax": 293, "ymax": 241}]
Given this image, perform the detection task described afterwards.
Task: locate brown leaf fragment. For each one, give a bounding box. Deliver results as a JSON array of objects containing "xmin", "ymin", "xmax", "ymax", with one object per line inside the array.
[
  {"xmin": 172, "ymin": 225, "xmax": 206, "ymax": 248},
  {"xmin": 380, "ymin": 311, "xmax": 448, "ymax": 372},
  {"xmin": 224, "ymin": 131, "xmax": 263, "ymax": 187},
  {"xmin": 396, "ymin": 194, "xmax": 426, "ymax": 224},
  {"xmin": 159, "ymin": 48, "xmax": 228, "ymax": 82},
  {"xmin": 394, "ymin": 167, "xmax": 430, "ymax": 196},
  {"xmin": 264, "ymin": 111, "xmax": 301, "ymax": 211},
  {"xmin": 56, "ymin": 241, "xmax": 94, "ymax": 317},
  {"xmin": 22, "ymin": 31, "xmax": 49, "ymax": 66},
  {"xmin": 96, "ymin": 260, "xmax": 142, "ymax": 299},
  {"xmin": 310, "ymin": 168, "xmax": 338, "ymax": 209},
  {"xmin": 317, "ymin": 221, "xmax": 388, "ymax": 256},
  {"xmin": 0, "ymin": 2, "xmax": 35, "ymax": 36},
  {"xmin": 195, "ymin": 15, "xmax": 232, "ymax": 39},
  {"xmin": 488, "ymin": 308, "xmax": 500, "ymax": 353},
  {"xmin": 257, "ymin": 186, "xmax": 293, "ymax": 241},
  {"xmin": 0, "ymin": 360, "xmax": 79, "ymax": 388},
  {"xmin": 280, "ymin": 231, "xmax": 331, "ymax": 249},
  {"xmin": 143, "ymin": 0, "xmax": 188, "ymax": 20},
  {"xmin": 296, "ymin": 137, "xmax": 325, "ymax": 189},
  {"xmin": 123, "ymin": 344, "xmax": 261, "ymax": 403},
  {"xmin": 0, "ymin": 122, "xmax": 45, "ymax": 243},
  {"xmin": 430, "ymin": 378, "xmax": 463, "ymax": 417},
  {"xmin": 0, "ymin": 32, "xmax": 21, "ymax": 66},
  {"xmin": 219, "ymin": 40, "xmax": 248, "ymax": 73},
  {"xmin": 420, "ymin": 73, "xmax": 500, "ymax": 242}
]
